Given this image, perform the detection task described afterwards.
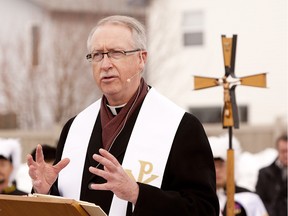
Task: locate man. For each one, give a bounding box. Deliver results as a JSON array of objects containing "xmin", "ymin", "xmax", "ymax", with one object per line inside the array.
[
  {"xmin": 27, "ymin": 15, "xmax": 219, "ymax": 216},
  {"xmin": 0, "ymin": 138, "xmax": 27, "ymax": 195},
  {"xmin": 256, "ymin": 134, "xmax": 287, "ymax": 216},
  {"xmin": 208, "ymin": 134, "xmax": 268, "ymax": 216}
]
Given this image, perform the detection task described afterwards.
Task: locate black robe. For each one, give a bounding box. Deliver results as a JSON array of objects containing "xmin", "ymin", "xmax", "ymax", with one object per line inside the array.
[
  {"xmin": 50, "ymin": 101, "xmax": 219, "ymax": 216},
  {"xmin": 256, "ymin": 160, "xmax": 287, "ymax": 216}
]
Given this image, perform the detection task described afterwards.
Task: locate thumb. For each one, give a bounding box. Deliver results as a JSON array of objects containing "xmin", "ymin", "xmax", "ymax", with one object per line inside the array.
[{"xmin": 54, "ymin": 158, "xmax": 70, "ymax": 173}]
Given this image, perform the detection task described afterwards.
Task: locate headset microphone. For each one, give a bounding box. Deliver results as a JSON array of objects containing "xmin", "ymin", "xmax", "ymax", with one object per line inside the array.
[{"xmin": 126, "ymin": 72, "xmax": 141, "ymax": 83}]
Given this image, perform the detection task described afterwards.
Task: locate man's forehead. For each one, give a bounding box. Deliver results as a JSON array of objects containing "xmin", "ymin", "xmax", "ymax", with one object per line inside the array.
[{"xmin": 93, "ymin": 24, "xmax": 132, "ymax": 37}]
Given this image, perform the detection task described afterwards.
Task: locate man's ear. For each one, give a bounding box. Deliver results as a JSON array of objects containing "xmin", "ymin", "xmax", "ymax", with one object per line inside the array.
[
  {"xmin": 138, "ymin": 51, "xmax": 147, "ymax": 72},
  {"xmin": 140, "ymin": 50, "xmax": 147, "ymax": 63}
]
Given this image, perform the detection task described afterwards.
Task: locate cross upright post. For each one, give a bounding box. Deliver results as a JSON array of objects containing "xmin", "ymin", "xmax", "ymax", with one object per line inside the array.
[{"xmin": 193, "ymin": 35, "xmax": 267, "ymax": 216}]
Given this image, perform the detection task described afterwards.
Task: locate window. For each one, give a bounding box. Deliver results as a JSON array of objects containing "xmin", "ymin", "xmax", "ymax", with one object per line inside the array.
[
  {"xmin": 189, "ymin": 105, "xmax": 248, "ymax": 124},
  {"xmin": 182, "ymin": 11, "xmax": 204, "ymax": 46}
]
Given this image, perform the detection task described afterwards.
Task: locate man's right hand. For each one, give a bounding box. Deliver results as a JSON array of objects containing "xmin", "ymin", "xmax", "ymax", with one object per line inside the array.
[{"xmin": 27, "ymin": 144, "xmax": 70, "ymax": 194}]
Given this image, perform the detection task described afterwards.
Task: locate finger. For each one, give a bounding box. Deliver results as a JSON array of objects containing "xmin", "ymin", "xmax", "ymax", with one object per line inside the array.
[
  {"xmin": 92, "ymin": 154, "xmax": 115, "ymax": 172},
  {"xmin": 28, "ymin": 166, "xmax": 38, "ymax": 179},
  {"xmin": 99, "ymin": 148, "xmax": 120, "ymax": 166},
  {"xmin": 89, "ymin": 166, "xmax": 110, "ymax": 180},
  {"xmin": 89, "ymin": 182, "xmax": 109, "ymax": 191},
  {"xmin": 35, "ymin": 144, "xmax": 44, "ymax": 163},
  {"xmin": 27, "ymin": 154, "xmax": 36, "ymax": 167},
  {"xmin": 53, "ymin": 158, "xmax": 70, "ymax": 173}
]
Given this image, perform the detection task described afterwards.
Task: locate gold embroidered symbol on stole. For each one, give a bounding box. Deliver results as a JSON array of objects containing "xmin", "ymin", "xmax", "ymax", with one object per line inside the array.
[{"xmin": 125, "ymin": 160, "xmax": 159, "ymax": 184}]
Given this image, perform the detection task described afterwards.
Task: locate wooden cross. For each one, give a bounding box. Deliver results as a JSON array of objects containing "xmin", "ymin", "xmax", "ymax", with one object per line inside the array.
[{"xmin": 193, "ymin": 35, "xmax": 267, "ymax": 216}]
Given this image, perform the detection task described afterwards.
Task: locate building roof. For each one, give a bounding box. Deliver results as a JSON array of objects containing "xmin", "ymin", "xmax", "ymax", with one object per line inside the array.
[{"xmin": 26, "ymin": 0, "xmax": 148, "ymax": 15}]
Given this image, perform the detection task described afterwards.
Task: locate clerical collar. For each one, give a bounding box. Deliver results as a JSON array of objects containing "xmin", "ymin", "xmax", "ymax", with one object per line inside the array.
[{"xmin": 106, "ymin": 103, "xmax": 126, "ymax": 115}]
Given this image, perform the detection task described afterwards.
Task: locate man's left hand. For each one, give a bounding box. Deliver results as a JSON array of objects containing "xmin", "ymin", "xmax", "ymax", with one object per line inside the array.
[{"xmin": 89, "ymin": 148, "xmax": 139, "ymax": 204}]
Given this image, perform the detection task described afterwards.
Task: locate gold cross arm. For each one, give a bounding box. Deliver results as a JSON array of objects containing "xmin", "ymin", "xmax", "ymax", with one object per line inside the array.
[
  {"xmin": 194, "ymin": 73, "xmax": 266, "ymax": 90},
  {"xmin": 193, "ymin": 35, "xmax": 267, "ymax": 128}
]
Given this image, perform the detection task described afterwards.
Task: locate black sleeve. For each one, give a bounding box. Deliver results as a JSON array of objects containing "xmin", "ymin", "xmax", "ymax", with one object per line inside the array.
[{"xmin": 132, "ymin": 113, "xmax": 219, "ymax": 216}]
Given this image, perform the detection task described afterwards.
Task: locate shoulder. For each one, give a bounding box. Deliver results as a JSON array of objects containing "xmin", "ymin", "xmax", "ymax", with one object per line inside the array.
[
  {"xmin": 59, "ymin": 117, "xmax": 76, "ymax": 139},
  {"xmin": 173, "ymin": 112, "xmax": 211, "ymax": 155},
  {"xmin": 258, "ymin": 160, "xmax": 278, "ymax": 176},
  {"xmin": 179, "ymin": 112, "xmax": 205, "ymax": 130},
  {"xmin": 177, "ymin": 112, "xmax": 208, "ymax": 143},
  {"xmin": 54, "ymin": 116, "xmax": 76, "ymax": 162}
]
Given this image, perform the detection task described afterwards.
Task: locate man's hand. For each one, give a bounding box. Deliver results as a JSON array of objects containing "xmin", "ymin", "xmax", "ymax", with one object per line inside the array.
[
  {"xmin": 89, "ymin": 148, "xmax": 139, "ymax": 204},
  {"xmin": 27, "ymin": 144, "xmax": 70, "ymax": 194}
]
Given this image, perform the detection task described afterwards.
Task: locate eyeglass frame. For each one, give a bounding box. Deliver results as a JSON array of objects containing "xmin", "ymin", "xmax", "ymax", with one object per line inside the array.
[{"xmin": 86, "ymin": 48, "xmax": 142, "ymax": 62}]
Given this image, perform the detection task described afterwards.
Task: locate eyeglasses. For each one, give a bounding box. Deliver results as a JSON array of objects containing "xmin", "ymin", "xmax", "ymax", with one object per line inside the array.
[{"xmin": 86, "ymin": 49, "xmax": 141, "ymax": 62}]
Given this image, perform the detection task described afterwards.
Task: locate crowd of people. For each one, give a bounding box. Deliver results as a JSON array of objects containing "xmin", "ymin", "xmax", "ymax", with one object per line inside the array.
[{"xmin": 0, "ymin": 15, "xmax": 286, "ymax": 216}]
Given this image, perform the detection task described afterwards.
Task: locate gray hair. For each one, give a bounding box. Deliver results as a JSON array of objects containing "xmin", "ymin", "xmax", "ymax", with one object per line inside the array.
[{"xmin": 87, "ymin": 15, "xmax": 147, "ymax": 52}]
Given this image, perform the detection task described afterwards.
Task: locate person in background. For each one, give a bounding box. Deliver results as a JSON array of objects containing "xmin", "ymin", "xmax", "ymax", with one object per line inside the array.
[
  {"xmin": 0, "ymin": 138, "xmax": 27, "ymax": 195},
  {"xmin": 27, "ymin": 15, "xmax": 219, "ymax": 216},
  {"xmin": 256, "ymin": 134, "xmax": 287, "ymax": 216},
  {"xmin": 208, "ymin": 134, "xmax": 268, "ymax": 216}
]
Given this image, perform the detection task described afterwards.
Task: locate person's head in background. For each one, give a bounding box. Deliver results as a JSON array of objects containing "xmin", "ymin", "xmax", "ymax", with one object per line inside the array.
[
  {"xmin": 0, "ymin": 138, "xmax": 21, "ymax": 192},
  {"xmin": 31, "ymin": 144, "xmax": 56, "ymax": 165},
  {"xmin": 208, "ymin": 134, "xmax": 242, "ymax": 190},
  {"xmin": 276, "ymin": 134, "xmax": 287, "ymax": 167}
]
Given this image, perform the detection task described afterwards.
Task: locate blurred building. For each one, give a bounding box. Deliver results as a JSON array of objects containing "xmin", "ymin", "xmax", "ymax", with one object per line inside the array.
[
  {"xmin": 146, "ymin": 0, "xmax": 287, "ymax": 127},
  {"xmin": 0, "ymin": 0, "xmax": 148, "ymax": 129}
]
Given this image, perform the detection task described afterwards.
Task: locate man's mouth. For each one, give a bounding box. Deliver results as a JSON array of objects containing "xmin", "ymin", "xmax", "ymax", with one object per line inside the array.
[{"xmin": 101, "ymin": 76, "xmax": 117, "ymax": 82}]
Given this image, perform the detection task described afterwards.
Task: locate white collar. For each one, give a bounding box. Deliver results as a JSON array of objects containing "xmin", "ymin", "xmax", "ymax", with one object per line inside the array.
[{"xmin": 106, "ymin": 104, "xmax": 126, "ymax": 115}]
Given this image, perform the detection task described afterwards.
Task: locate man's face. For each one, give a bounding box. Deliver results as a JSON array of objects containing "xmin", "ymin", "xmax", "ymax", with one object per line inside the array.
[
  {"xmin": 89, "ymin": 23, "xmax": 147, "ymax": 106},
  {"xmin": 0, "ymin": 158, "xmax": 13, "ymax": 191},
  {"xmin": 278, "ymin": 140, "xmax": 288, "ymax": 167},
  {"xmin": 214, "ymin": 159, "xmax": 227, "ymax": 189}
]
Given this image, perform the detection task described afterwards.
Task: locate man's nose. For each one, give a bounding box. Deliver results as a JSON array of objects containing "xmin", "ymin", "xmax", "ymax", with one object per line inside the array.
[{"xmin": 100, "ymin": 54, "xmax": 113, "ymax": 70}]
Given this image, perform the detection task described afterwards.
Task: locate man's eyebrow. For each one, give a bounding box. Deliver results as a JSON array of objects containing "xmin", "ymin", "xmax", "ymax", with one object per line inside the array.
[{"xmin": 91, "ymin": 48, "xmax": 123, "ymax": 53}]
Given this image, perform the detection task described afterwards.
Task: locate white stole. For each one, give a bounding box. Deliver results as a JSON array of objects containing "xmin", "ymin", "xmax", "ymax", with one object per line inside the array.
[
  {"xmin": 109, "ymin": 88, "xmax": 184, "ymax": 215},
  {"xmin": 58, "ymin": 88, "xmax": 185, "ymax": 216},
  {"xmin": 58, "ymin": 100, "xmax": 101, "ymax": 200}
]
